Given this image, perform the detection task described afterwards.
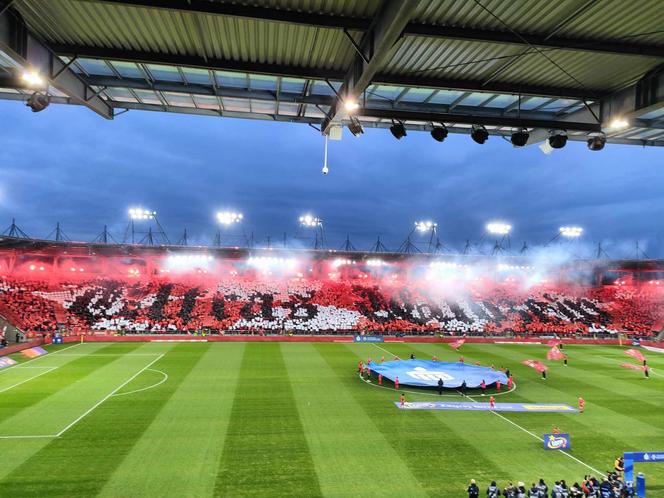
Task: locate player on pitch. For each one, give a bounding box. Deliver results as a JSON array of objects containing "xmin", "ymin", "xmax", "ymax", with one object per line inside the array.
[
  {"xmin": 489, "ymin": 395, "xmax": 495, "ymax": 411},
  {"xmin": 578, "ymin": 396, "xmax": 584, "ymax": 413},
  {"xmin": 400, "ymin": 393, "xmax": 406, "ymax": 408},
  {"xmin": 394, "ymin": 376, "xmax": 399, "ymax": 390}
]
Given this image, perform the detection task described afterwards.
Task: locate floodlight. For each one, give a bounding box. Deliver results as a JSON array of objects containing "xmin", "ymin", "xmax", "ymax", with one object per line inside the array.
[
  {"xmin": 414, "ymin": 220, "xmax": 437, "ymax": 232},
  {"xmin": 129, "ymin": 208, "xmax": 156, "ymax": 220},
  {"xmin": 510, "ymin": 128, "xmax": 530, "ymax": 147},
  {"xmin": 389, "ymin": 121, "xmax": 407, "ymax": 140},
  {"xmin": 470, "ymin": 125, "xmax": 489, "ymax": 144},
  {"xmin": 299, "ymin": 214, "xmax": 321, "ymax": 227},
  {"xmin": 548, "ymin": 130, "xmax": 567, "ymax": 149},
  {"xmin": 608, "ymin": 117, "xmax": 628, "ymax": 130},
  {"xmin": 344, "ymin": 99, "xmax": 359, "ymax": 112},
  {"xmin": 216, "ymin": 211, "xmax": 243, "ymax": 225},
  {"xmin": 26, "ymin": 92, "xmax": 50, "ymax": 112},
  {"xmin": 347, "ymin": 116, "xmax": 364, "ymax": 136},
  {"xmin": 431, "ymin": 125, "xmax": 448, "ymax": 142},
  {"xmin": 587, "ymin": 132, "xmax": 606, "ymax": 151},
  {"xmin": 486, "ymin": 222, "xmax": 512, "ymax": 235},
  {"xmin": 559, "ymin": 226, "xmax": 583, "ymax": 238},
  {"xmin": 22, "ymin": 70, "xmax": 44, "ymax": 88}
]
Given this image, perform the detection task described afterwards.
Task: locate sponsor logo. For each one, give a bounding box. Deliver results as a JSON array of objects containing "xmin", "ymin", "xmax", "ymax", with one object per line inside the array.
[
  {"xmin": 546, "ymin": 434, "xmax": 570, "ymax": 450},
  {"xmin": 524, "ymin": 405, "xmax": 573, "ymax": 411},
  {"xmin": 406, "ymin": 366, "xmax": 454, "ymax": 381}
]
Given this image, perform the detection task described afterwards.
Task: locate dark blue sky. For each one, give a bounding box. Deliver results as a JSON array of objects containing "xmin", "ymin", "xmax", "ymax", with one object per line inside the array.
[{"xmin": 1, "ymin": 99, "xmax": 663, "ymax": 258}]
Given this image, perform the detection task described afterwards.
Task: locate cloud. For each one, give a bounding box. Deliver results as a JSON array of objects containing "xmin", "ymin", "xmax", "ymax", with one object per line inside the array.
[{"xmin": 1, "ymin": 100, "xmax": 663, "ymax": 257}]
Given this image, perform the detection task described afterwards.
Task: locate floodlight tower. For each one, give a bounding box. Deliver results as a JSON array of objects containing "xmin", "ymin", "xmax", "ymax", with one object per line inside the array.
[
  {"xmin": 299, "ymin": 214, "xmax": 325, "ymax": 249},
  {"xmin": 399, "ymin": 220, "xmax": 438, "ymax": 254},
  {"xmin": 486, "ymin": 222, "xmax": 512, "ymax": 255},
  {"xmin": 549, "ymin": 226, "xmax": 584, "ymax": 245},
  {"xmin": 123, "ymin": 208, "xmax": 170, "ymax": 245},
  {"xmin": 213, "ymin": 211, "xmax": 248, "ymax": 247}
]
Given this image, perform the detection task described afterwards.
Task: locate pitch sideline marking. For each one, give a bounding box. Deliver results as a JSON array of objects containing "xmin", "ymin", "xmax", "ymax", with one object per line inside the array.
[
  {"xmin": 0, "ymin": 352, "xmax": 165, "ymax": 440},
  {"xmin": 0, "ymin": 343, "xmax": 83, "ymax": 375},
  {"xmin": 54, "ymin": 354, "xmax": 165, "ymax": 437},
  {"xmin": 112, "ymin": 368, "xmax": 169, "ymax": 397},
  {"xmin": 372, "ymin": 343, "xmax": 606, "ymax": 477},
  {"xmin": 0, "ymin": 367, "xmax": 59, "ymax": 395}
]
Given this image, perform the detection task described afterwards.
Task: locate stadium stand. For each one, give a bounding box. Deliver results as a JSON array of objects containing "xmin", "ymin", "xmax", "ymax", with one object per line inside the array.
[{"xmin": 0, "ymin": 246, "xmax": 662, "ymax": 338}]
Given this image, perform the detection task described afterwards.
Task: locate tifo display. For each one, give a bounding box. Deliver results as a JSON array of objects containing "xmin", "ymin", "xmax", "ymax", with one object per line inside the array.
[{"xmin": 0, "ymin": 242, "xmax": 662, "ymax": 338}]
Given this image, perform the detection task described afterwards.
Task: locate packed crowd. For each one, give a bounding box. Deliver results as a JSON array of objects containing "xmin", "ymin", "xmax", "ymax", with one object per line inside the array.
[
  {"xmin": 0, "ymin": 275, "xmax": 661, "ymax": 337},
  {"xmin": 468, "ymin": 466, "xmax": 634, "ymax": 497}
]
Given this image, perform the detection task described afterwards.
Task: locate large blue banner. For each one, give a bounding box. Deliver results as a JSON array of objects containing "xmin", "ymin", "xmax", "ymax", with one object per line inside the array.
[
  {"xmin": 370, "ymin": 360, "xmax": 508, "ymax": 388},
  {"xmin": 543, "ymin": 433, "xmax": 571, "ymax": 450}
]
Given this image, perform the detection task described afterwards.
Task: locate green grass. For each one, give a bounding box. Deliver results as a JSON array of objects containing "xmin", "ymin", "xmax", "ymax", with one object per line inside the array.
[{"xmin": 0, "ymin": 341, "xmax": 662, "ymax": 497}]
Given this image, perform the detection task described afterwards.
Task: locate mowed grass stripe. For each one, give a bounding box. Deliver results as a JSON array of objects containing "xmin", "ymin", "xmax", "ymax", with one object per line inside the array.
[
  {"xmin": 214, "ymin": 343, "xmax": 322, "ymax": 498},
  {"xmin": 97, "ymin": 343, "xmax": 245, "ymax": 498},
  {"xmin": 352, "ymin": 344, "xmax": 616, "ymax": 482},
  {"xmin": 321, "ymin": 343, "xmax": 507, "ymax": 497},
  {"xmin": 282, "ymin": 343, "xmax": 428, "ymax": 498},
  {"xmin": 0, "ymin": 343, "xmax": 142, "ymax": 428},
  {"xmin": 478, "ymin": 345, "xmax": 664, "ymax": 432},
  {"xmin": 368, "ymin": 343, "xmax": 658, "ymax": 480},
  {"xmin": 0, "ymin": 343, "xmax": 206, "ymax": 498}
]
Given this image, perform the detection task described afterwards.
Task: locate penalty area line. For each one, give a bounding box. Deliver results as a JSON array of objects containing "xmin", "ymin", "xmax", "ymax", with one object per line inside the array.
[
  {"xmin": 54, "ymin": 353, "xmax": 165, "ymax": 437},
  {"xmin": 0, "ymin": 342, "xmax": 83, "ymax": 375},
  {"xmin": 112, "ymin": 368, "xmax": 169, "ymax": 397},
  {"xmin": 0, "ymin": 366, "xmax": 59, "ymax": 395}
]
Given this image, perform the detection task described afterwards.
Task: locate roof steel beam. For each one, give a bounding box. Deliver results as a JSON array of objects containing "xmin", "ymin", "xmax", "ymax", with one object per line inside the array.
[
  {"xmin": 49, "ymin": 44, "xmax": 595, "ymax": 99},
  {"xmin": 0, "ymin": 8, "xmax": 113, "ymax": 118},
  {"xmin": 1, "ymin": 90, "xmax": 659, "ymax": 144},
  {"xmin": 320, "ymin": 0, "xmax": 419, "ymax": 134},
  {"xmin": 360, "ymin": 108, "xmax": 602, "ymax": 133},
  {"xmin": 405, "ymin": 25, "xmax": 664, "ymax": 59},
  {"xmin": 90, "ymin": 1, "xmax": 664, "ymax": 58},
  {"xmin": 93, "ymin": 0, "xmax": 370, "ymax": 30},
  {"xmin": 564, "ymin": 64, "xmax": 664, "ymax": 129}
]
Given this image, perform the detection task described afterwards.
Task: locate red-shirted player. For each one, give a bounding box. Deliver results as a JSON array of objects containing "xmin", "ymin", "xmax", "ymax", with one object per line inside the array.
[
  {"xmin": 578, "ymin": 396, "xmax": 585, "ymax": 413},
  {"xmin": 400, "ymin": 393, "xmax": 406, "ymax": 407},
  {"xmin": 394, "ymin": 376, "xmax": 399, "ymax": 390},
  {"xmin": 378, "ymin": 373, "xmax": 383, "ymax": 385},
  {"xmin": 480, "ymin": 380, "xmax": 486, "ymax": 396},
  {"xmin": 552, "ymin": 425, "xmax": 561, "ymax": 434},
  {"xmin": 496, "ymin": 380, "xmax": 501, "ymax": 392},
  {"xmin": 507, "ymin": 375, "xmax": 513, "ymax": 390},
  {"xmin": 489, "ymin": 395, "xmax": 495, "ymax": 410},
  {"xmin": 358, "ymin": 360, "xmax": 363, "ymax": 373},
  {"xmin": 380, "ymin": 355, "xmax": 385, "ymax": 363},
  {"xmin": 366, "ymin": 365, "xmax": 371, "ymax": 379},
  {"xmin": 459, "ymin": 355, "xmax": 465, "ymax": 363}
]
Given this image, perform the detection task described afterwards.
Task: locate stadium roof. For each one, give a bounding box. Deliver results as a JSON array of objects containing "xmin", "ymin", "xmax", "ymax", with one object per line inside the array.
[{"xmin": 0, "ymin": 0, "xmax": 663, "ymax": 145}]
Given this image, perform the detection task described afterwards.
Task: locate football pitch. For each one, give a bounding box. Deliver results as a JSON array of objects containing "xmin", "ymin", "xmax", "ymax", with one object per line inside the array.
[{"xmin": 0, "ymin": 341, "xmax": 662, "ymax": 497}]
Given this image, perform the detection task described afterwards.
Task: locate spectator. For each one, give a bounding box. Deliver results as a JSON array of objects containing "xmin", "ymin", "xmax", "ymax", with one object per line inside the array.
[
  {"xmin": 487, "ymin": 480, "xmax": 501, "ymax": 497},
  {"xmin": 537, "ymin": 478, "xmax": 549, "ymax": 497},
  {"xmin": 468, "ymin": 479, "xmax": 479, "ymax": 498}
]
